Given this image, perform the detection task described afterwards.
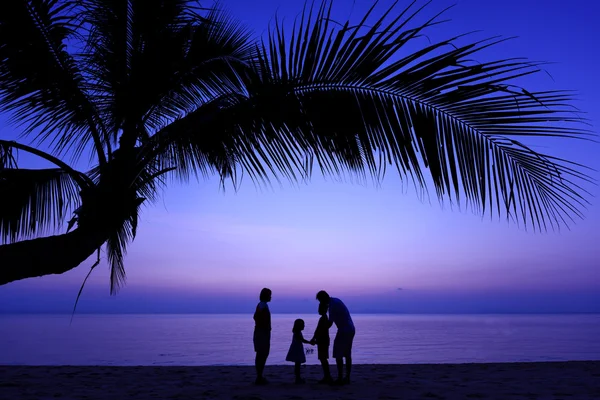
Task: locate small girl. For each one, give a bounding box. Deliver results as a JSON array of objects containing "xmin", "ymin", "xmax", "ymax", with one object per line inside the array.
[{"xmin": 285, "ymin": 319, "xmax": 312, "ymax": 384}]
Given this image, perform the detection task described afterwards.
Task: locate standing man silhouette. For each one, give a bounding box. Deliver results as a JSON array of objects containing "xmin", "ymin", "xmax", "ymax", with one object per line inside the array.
[
  {"xmin": 316, "ymin": 290, "xmax": 355, "ymax": 385},
  {"xmin": 253, "ymin": 288, "xmax": 272, "ymax": 385}
]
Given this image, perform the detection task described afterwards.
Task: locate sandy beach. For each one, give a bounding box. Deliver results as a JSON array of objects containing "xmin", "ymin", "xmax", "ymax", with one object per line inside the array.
[{"xmin": 1, "ymin": 362, "xmax": 599, "ymax": 400}]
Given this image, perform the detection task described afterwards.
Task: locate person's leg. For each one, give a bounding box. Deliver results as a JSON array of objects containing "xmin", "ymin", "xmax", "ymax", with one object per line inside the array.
[
  {"xmin": 294, "ymin": 362, "xmax": 299, "ymax": 377},
  {"xmin": 319, "ymin": 359, "xmax": 331, "ymax": 382},
  {"xmin": 294, "ymin": 362, "xmax": 305, "ymax": 383},
  {"xmin": 344, "ymin": 356, "xmax": 352, "ymax": 383},
  {"xmin": 255, "ymin": 352, "xmax": 268, "ymax": 384},
  {"xmin": 332, "ymin": 331, "xmax": 344, "ymax": 383},
  {"xmin": 335, "ymin": 357, "xmax": 344, "ymax": 380},
  {"xmin": 342, "ymin": 331, "xmax": 354, "ymax": 384},
  {"xmin": 254, "ymin": 330, "xmax": 269, "ymax": 384},
  {"xmin": 255, "ymin": 352, "xmax": 261, "ymax": 377}
]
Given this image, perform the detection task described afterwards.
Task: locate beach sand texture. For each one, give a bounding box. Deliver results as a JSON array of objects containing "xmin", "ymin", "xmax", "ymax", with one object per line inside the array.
[{"xmin": 1, "ymin": 362, "xmax": 599, "ymax": 400}]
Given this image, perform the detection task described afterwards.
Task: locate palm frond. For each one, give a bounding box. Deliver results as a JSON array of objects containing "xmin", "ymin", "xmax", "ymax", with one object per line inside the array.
[
  {"xmin": 0, "ymin": 140, "xmax": 93, "ymax": 244},
  {"xmin": 0, "ymin": 0, "xmax": 108, "ymax": 163},
  {"xmin": 79, "ymin": 0, "xmax": 253, "ymax": 149},
  {"xmin": 0, "ymin": 141, "xmax": 87, "ymax": 244},
  {"xmin": 141, "ymin": 94, "xmax": 244, "ymax": 186},
  {"xmin": 0, "ymin": 167, "xmax": 81, "ymax": 243},
  {"xmin": 86, "ymin": 159, "xmax": 146, "ymax": 294},
  {"xmin": 105, "ymin": 197, "xmax": 144, "ymax": 294},
  {"xmin": 0, "ymin": 139, "xmax": 94, "ymax": 188},
  {"xmin": 141, "ymin": 4, "xmax": 256, "ymax": 134},
  {"xmin": 235, "ymin": 0, "xmax": 594, "ymax": 231},
  {"xmin": 0, "ymin": 141, "xmax": 18, "ymax": 169}
]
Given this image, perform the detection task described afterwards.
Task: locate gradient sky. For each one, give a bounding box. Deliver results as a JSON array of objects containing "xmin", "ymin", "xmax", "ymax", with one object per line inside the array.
[{"xmin": 1, "ymin": 0, "xmax": 599, "ymax": 314}]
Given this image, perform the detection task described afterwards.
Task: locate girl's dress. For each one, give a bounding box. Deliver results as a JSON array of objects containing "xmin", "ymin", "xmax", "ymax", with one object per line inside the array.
[{"xmin": 285, "ymin": 332, "xmax": 306, "ymax": 363}]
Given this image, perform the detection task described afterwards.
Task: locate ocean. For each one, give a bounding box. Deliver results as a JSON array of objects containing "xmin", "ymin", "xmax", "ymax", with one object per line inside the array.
[{"xmin": 1, "ymin": 314, "xmax": 598, "ymax": 366}]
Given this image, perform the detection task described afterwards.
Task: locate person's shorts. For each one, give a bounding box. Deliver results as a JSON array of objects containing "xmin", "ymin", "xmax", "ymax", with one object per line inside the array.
[
  {"xmin": 253, "ymin": 329, "xmax": 271, "ymax": 354},
  {"xmin": 332, "ymin": 330, "xmax": 355, "ymax": 359}
]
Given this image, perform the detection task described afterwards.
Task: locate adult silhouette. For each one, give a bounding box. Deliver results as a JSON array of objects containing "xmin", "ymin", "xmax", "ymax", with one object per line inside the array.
[
  {"xmin": 316, "ymin": 290, "xmax": 355, "ymax": 385},
  {"xmin": 253, "ymin": 288, "xmax": 272, "ymax": 385}
]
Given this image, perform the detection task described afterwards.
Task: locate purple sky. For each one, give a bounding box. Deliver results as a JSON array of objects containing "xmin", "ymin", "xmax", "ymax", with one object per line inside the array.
[{"xmin": 1, "ymin": 0, "xmax": 599, "ymax": 314}]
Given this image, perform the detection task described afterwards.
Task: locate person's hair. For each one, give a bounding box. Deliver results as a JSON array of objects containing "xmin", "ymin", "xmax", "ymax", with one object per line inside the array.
[
  {"xmin": 316, "ymin": 290, "xmax": 330, "ymax": 303},
  {"xmin": 259, "ymin": 288, "xmax": 272, "ymax": 302},
  {"xmin": 292, "ymin": 319, "xmax": 304, "ymax": 333},
  {"xmin": 318, "ymin": 303, "xmax": 328, "ymax": 316}
]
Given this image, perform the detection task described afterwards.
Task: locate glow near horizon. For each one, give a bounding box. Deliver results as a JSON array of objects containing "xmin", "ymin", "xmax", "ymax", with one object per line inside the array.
[{"xmin": 0, "ymin": 0, "xmax": 599, "ymax": 313}]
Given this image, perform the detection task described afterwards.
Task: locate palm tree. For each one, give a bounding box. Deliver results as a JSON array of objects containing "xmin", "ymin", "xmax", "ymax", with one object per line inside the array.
[{"xmin": 0, "ymin": 0, "xmax": 593, "ymax": 292}]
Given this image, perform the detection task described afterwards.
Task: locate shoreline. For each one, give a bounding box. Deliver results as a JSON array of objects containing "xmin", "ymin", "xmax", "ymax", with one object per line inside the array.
[
  {"xmin": 1, "ymin": 360, "xmax": 599, "ymax": 367},
  {"xmin": 2, "ymin": 361, "xmax": 599, "ymax": 399}
]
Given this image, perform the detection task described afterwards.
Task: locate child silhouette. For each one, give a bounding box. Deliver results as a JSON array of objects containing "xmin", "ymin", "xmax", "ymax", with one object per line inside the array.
[
  {"xmin": 285, "ymin": 319, "xmax": 313, "ymax": 384},
  {"xmin": 310, "ymin": 303, "xmax": 333, "ymax": 384}
]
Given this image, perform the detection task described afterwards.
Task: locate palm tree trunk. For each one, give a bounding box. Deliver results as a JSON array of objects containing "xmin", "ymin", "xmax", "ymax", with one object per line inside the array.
[{"xmin": 0, "ymin": 228, "xmax": 108, "ymax": 285}]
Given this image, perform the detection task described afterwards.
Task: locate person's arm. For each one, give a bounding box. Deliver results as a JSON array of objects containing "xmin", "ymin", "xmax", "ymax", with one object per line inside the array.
[
  {"xmin": 328, "ymin": 303, "xmax": 338, "ymax": 328},
  {"xmin": 265, "ymin": 307, "xmax": 271, "ymax": 329},
  {"xmin": 254, "ymin": 304, "xmax": 270, "ymax": 329},
  {"xmin": 298, "ymin": 332, "xmax": 311, "ymax": 344},
  {"xmin": 321, "ymin": 315, "xmax": 333, "ymax": 329}
]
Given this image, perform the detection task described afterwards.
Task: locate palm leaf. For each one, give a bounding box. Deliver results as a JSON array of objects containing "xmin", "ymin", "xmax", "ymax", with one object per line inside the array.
[
  {"xmin": 0, "ymin": 140, "xmax": 93, "ymax": 244},
  {"xmin": 79, "ymin": 0, "xmax": 253, "ymax": 149},
  {"xmin": 142, "ymin": 94, "xmax": 245, "ymax": 187},
  {"xmin": 160, "ymin": 0, "xmax": 593, "ymax": 231},
  {"xmin": 104, "ymin": 196, "xmax": 144, "ymax": 294},
  {"xmin": 0, "ymin": 139, "xmax": 94, "ymax": 187},
  {"xmin": 0, "ymin": 139, "xmax": 96, "ymax": 244},
  {"xmin": 0, "ymin": 0, "xmax": 108, "ymax": 163},
  {"xmin": 0, "ymin": 168, "xmax": 81, "ymax": 243},
  {"xmin": 0, "ymin": 141, "xmax": 18, "ymax": 170},
  {"xmin": 85, "ymin": 161, "xmax": 146, "ymax": 294},
  {"xmin": 254, "ymin": 1, "xmax": 594, "ymax": 231},
  {"xmin": 252, "ymin": 1, "xmax": 595, "ymax": 231},
  {"xmin": 141, "ymin": 5, "xmax": 256, "ymax": 134}
]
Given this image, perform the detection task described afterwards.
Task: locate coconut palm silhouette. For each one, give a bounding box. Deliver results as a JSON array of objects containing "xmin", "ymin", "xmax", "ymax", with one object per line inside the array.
[{"xmin": 0, "ymin": 0, "xmax": 593, "ymax": 293}]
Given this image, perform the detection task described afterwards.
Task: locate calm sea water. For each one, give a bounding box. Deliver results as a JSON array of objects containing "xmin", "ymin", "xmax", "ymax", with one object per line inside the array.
[{"xmin": 0, "ymin": 314, "xmax": 599, "ymax": 366}]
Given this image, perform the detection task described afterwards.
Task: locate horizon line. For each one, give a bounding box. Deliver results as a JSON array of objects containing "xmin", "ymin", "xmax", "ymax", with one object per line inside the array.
[{"xmin": 2, "ymin": 311, "xmax": 599, "ymax": 316}]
